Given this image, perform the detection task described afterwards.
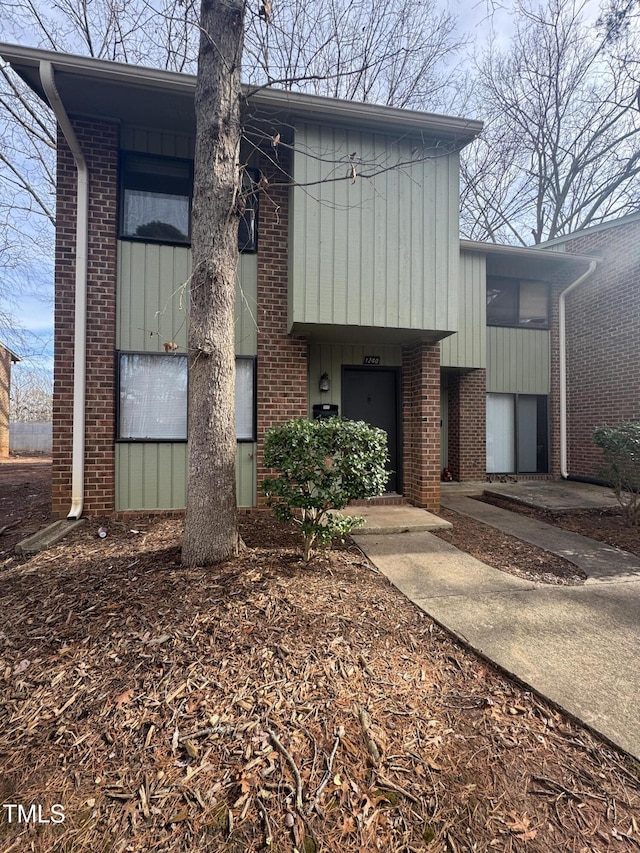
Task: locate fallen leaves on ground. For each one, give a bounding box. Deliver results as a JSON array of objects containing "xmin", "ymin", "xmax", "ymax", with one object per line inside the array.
[
  {"xmin": 0, "ymin": 513, "xmax": 639, "ymax": 852},
  {"xmin": 433, "ymin": 507, "xmax": 588, "ymax": 585},
  {"xmin": 478, "ymin": 493, "xmax": 640, "ymax": 558}
]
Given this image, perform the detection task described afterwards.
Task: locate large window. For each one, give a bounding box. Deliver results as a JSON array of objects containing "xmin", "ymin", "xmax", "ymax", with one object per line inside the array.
[
  {"xmin": 118, "ymin": 353, "xmax": 188, "ymax": 440},
  {"xmin": 119, "ymin": 152, "xmax": 258, "ymax": 252},
  {"xmin": 487, "ymin": 277, "xmax": 549, "ymax": 327},
  {"xmin": 117, "ymin": 353, "xmax": 256, "ymax": 442},
  {"xmin": 486, "ymin": 393, "xmax": 548, "ymax": 474}
]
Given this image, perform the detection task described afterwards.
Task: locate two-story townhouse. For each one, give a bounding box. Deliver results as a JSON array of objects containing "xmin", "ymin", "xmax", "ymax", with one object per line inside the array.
[
  {"xmin": 0, "ymin": 43, "xmax": 483, "ymax": 517},
  {"xmin": 4, "ymin": 45, "xmax": 633, "ymax": 518}
]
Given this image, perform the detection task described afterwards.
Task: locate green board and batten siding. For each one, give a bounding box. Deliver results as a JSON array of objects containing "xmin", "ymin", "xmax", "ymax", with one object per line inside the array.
[
  {"xmin": 115, "ymin": 242, "xmax": 258, "ymax": 510},
  {"xmin": 442, "ymin": 249, "xmax": 550, "ymax": 391},
  {"xmin": 290, "ymin": 123, "xmax": 460, "ymax": 337},
  {"xmin": 440, "ymin": 250, "xmax": 486, "ymax": 369},
  {"xmin": 120, "ymin": 127, "xmax": 193, "ymax": 159},
  {"xmin": 486, "ymin": 327, "xmax": 550, "ymax": 394}
]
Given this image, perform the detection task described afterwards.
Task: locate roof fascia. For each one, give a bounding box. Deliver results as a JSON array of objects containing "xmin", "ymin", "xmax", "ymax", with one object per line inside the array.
[
  {"xmin": 537, "ymin": 211, "xmax": 640, "ymax": 248},
  {"xmin": 460, "ymin": 238, "xmax": 599, "ymax": 266},
  {"xmin": 0, "ymin": 42, "xmax": 483, "ymax": 145},
  {"xmin": 0, "ymin": 343, "xmax": 21, "ymax": 362}
]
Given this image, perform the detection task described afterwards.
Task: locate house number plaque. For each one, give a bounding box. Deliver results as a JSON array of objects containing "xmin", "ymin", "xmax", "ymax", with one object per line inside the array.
[{"xmin": 363, "ymin": 356, "xmax": 380, "ymax": 365}]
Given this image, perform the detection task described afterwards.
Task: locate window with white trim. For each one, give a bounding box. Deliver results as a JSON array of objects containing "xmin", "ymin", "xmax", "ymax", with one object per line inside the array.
[{"xmin": 486, "ymin": 393, "xmax": 549, "ymax": 474}]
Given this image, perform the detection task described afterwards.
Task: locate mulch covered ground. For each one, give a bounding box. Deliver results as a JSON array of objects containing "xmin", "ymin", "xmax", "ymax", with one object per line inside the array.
[
  {"xmin": 1, "ymin": 461, "xmax": 639, "ymax": 852},
  {"xmin": 478, "ymin": 493, "xmax": 640, "ymax": 558},
  {"xmin": 432, "ymin": 508, "xmax": 588, "ymax": 585}
]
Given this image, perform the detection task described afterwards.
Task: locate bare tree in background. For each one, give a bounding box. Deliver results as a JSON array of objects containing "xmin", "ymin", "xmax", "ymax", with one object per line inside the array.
[
  {"xmin": 597, "ymin": 0, "xmax": 640, "ymax": 41},
  {"xmin": 9, "ymin": 365, "xmax": 53, "ymax": 422},
  {"xmin": 461, "ymin": 0, "xmax": 640, "ymax": 244},
  {"xmin": 0, "ymin": 62, "xmax": 56, "ymax": 353},
  {"xmin": 243, "ymin": 0, "xmax": 462, "ymax": 110},
  {"xmin": 0, "ymin": 0, "xmax": 463, "ymax": 356}
]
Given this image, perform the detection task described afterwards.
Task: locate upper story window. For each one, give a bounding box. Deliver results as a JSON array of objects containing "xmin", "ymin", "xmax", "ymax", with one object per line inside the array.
[
  {"xmin": 121, "ymin": 152, "xmax": 192, "ymax": 244},
  {"xmin": 486, "ymin": 277, "xmax": 549, "ymax": 327},
  {"xmin": 120, "ymin": 152, "xmax": 258, "ymax": 252},
  {"xmin": 238, "ymin": 169, "xmax": 258, "ymax": 253}
]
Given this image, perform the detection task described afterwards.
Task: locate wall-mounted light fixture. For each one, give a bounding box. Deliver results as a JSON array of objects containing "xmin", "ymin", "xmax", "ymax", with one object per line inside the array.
[{"xmin": 319, "ymin": 372, "xmax": 330, "ymax": 392}]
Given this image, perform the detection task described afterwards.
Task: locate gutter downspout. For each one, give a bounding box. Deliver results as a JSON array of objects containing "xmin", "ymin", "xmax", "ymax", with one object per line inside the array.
[
  {"xmin": 558, "ymin": 260, "xmax": 597, "ymax": 479},
  {"xmin": 40, "ymin": 60, "xmax": 89, "ymax": 519}
]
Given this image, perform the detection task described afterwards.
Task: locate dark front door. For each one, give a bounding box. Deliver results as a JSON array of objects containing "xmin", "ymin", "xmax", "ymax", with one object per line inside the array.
[{"xmin": 342, "ymin": 367, "xmax": 400, "ymax": 493}]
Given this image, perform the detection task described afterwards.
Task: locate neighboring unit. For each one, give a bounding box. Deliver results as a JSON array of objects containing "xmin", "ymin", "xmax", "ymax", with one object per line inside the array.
[
  {"xmin": 542, "ymin": 214, "xmax": 640, "ymax": 481},
  {"xmin": 0, "ymin": 343, "xmax": 20, "ymax": 458}
]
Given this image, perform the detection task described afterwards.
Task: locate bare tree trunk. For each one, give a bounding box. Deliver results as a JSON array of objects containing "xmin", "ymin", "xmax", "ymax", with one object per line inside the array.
[{"xmin": 182, "ymin": 0, "xmax": 246, "ymax": 566}]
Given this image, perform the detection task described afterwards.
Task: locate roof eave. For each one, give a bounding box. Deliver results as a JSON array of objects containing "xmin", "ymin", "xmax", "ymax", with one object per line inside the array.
[
  {"xmin": 460, "ymin": 238, "xmax": 600, "ymax": 265},
  {"xmin": 0, "ymin": 343, "xmax": 21, "ymax": 362},
  {"xmin": 0, "ymin": 42, "xmax": 482, "ymax": 145}
]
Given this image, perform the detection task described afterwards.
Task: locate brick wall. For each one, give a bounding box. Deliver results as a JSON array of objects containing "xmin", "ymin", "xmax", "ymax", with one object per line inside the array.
[
  {"xmin": 53, "ymin": 120, "xmax": 119, "ymax": 516},
  {"xmin": 556, "ymin": 219, "xmax": 640, "ymax": 479},
  {"xmin": 0, "ymin": 346, "xmax": 11, "ymax": 457},
  {"xmin": 447, "ymin": 368, "xmax": 486, "ymax": 481},
  {"xmin": 255, "ymin": 148, "xmax": 308, "ymax": 505},
  {"xmin": 401, "ymin": 341, "xmax": 441, "ymax": 510}
]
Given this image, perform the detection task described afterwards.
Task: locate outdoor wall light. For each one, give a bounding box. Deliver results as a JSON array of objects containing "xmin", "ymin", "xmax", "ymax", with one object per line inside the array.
[{"xmin": 319, "ymin": 372, "xmax": 330, "ymax": 392}]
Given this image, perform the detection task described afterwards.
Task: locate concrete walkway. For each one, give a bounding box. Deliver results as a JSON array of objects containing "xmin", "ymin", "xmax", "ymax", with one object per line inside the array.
[
  {"xmin": 343, "ymin": 504, "xmax": 452, "ymax": 535},
  {"xmin": 353, "ymin": 497, "xmax": 640, "ymax": 761},
  {"xmin": 441, "ymin": 493, "xmax": 640, "ymax": 583}
]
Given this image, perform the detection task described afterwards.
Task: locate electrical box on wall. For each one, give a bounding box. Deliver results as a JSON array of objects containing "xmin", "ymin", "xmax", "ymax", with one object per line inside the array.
[{"xmin": 312, "ymin": 404, "xmax": 339, "ymax": 419}]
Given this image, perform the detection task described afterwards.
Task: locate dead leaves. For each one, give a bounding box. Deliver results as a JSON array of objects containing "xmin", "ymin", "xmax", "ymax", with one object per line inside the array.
[
  {"xmin": 115, "ymin": 688, "xmax": 135, "ymax": 710},
  {"xmin": 259, "ymin": 0, "xmax": 272, "ymax": 22},
  {"xmin": 504, "ymin": 810, "xmax": 538, "ymax": 841},
  {"xmin": 0, "ymin": 514, "xmax": 639, "ymax": 852},
  {"xmin": 183, "ymin": 740, "xmax": 199, "ymax": 759}
]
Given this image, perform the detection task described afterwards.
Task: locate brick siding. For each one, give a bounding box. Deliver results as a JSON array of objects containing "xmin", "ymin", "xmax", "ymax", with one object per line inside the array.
[
  {"xmin": 401, "ymin": 342, "xmax": 441, "ymax": 510},
  {"xmin": 255, "ymin": 148, "xmax": 308, "ymax": 506},
  {"xmin": 53, "ymin": 120, "xmax": 118, "ymax": 516},
  {"xmin": 0, "ymin": 346, "xmax": 11, "ymax": 457},
  {"xmin": 553, "ymin": 220, "xmax": 640, "ymax": 480},
  {"xmin": 447, "ymin": 368, "xmax": 486, "ymax": 481}
]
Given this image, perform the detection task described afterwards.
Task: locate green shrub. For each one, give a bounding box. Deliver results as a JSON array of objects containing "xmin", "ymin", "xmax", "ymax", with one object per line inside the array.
[
  {"xmin": 593, "ymin": 420, "xmax": 640, "ymax": 527},
  {"xmin": 261, "ymin": 417, "xmax": 389, "ymax": 561}
]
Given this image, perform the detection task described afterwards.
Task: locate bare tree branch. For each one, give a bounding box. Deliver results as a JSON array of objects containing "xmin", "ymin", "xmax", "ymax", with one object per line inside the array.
[{"xmin": 461, "ymin": 0, "xmax": 640, "ymax": 243}]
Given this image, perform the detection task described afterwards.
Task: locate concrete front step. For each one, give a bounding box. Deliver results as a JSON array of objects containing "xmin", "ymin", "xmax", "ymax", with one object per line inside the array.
[{"xmin": 343, "ymin": 504, "xmax": 451, "ymax": 535}]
